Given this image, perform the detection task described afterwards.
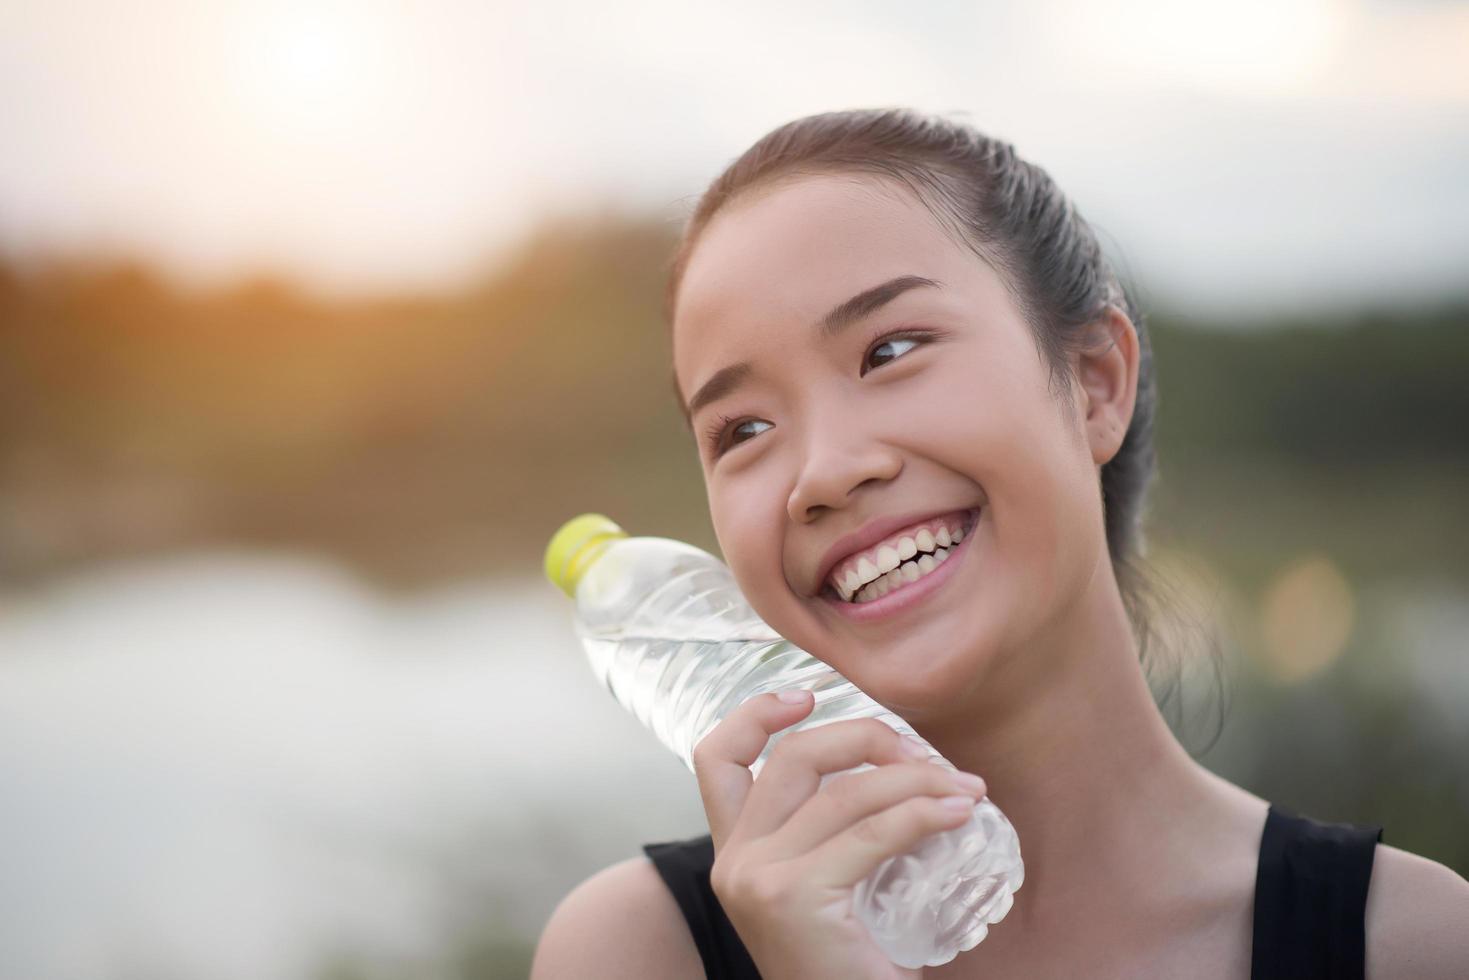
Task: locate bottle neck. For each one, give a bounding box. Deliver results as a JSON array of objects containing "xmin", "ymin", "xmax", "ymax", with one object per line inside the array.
[{"xmin": 563, "ymin": 534, "xmax": 622, "ymax": 596}]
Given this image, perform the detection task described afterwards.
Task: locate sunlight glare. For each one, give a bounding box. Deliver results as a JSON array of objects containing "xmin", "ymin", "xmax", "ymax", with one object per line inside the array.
[
  {"xmin": 1043, "ymin": 0, "xmax": 1344, "ymax": 94},
  {"xmin": 234, "ymin": 6, "xmax": 388, "ymax": 135}
]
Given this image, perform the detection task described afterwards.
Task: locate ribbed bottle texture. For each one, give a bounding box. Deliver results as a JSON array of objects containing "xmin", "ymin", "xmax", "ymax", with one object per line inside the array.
[{"xmin": 552, "ymin": 528, "xmax": 1024, "ymax": 969}]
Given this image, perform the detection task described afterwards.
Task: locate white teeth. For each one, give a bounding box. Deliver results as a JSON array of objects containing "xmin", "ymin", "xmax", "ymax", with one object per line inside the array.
[
  {"xmin": 876, "ymin": 545, "xmax": 901, "ymax": 574},
  {"xmin": 845, "ymin": 548, "xmax": 957, "ymax": 604},
  {"xmin": 831, "ymin": 513, "xmax": 979, "ymax": 602}
]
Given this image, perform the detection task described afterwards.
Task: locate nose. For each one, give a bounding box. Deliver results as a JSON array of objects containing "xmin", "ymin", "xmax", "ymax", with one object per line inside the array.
[{"xmin": 786, "ymin": 422, "xmax": 903, "ymax": 523}]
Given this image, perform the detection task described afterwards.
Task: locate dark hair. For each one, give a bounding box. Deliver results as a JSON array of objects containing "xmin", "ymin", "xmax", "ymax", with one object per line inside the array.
[{"xmin": 663, "ymin": 107, "xmax": 1226, "ymax": 753}]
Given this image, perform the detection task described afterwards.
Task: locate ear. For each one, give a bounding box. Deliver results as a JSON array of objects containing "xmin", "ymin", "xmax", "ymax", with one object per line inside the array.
[{"xmin": 1076, "ymin": 304, "xmax": 1140, "ymax": 468}]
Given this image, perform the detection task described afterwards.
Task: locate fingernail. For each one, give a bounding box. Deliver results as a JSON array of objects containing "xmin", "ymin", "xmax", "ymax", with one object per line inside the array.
[
  {"xmin": 777, "ymin": 690, "xmax": 809, "ymax": 704},
  {"xmin": 951, "ymin": 772, "xmax": 985, "ymax": 795},
  {"xmin": 941, "ymin": 795, "xmax": 976, "ymax": 811}
]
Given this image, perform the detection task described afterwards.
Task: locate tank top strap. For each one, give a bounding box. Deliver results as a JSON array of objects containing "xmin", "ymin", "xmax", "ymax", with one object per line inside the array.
[
  {"xmin": 1251, "ymin": 802, "xmax": 1384, "ymax": 980},
  {"xmin": 643, "ymin": 834, "xmax": 763, "ymax": 980}
]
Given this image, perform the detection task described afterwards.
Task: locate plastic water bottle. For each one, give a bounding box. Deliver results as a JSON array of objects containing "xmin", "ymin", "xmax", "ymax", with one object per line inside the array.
[{"xmin": 544, "ymin": 513, "xmax": 1024, "ymax": 969}]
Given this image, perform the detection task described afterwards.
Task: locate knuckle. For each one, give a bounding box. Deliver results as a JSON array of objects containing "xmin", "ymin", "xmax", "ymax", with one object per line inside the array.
[
  {"xmin": 858, "ymin": 718, "xmax": 897, "ymax": 742},
  {"xmin": 822, "ymin": 781, "xmax": 863, "ymax": 811},
  {"xmin": 898, "ymin": 797, "xmax": 933, "ymax": 829},
  {"xmin": 690, "ymin": 747, "xmax": 711, "ymax": 778},
  {"xmin": 921, "ymin": 795, "xmax": 957, "ymax": 822},
  {"xmin": 767, "ymin": 727, "xmax": 808, "ymax": 764},
  {"xmin": 748, "ymin": 871, "xmax": 790, "ymax": 907},
  {"xmin": 710, "ymin": 854, "xmax": 758, "ymax": 902},
  {"xmin": 766, "ymin": 729, "xmax": 797, "ymax": 759},
  {"xmin": 690, "ymin": 734, "xmax": 720, "ymax": 773},
  {"xmin": 823, "ymin": 771, "xmax": 861, "ymax": 804},
  {"xmin": 851, "ymin": 813, "xmax": 885, "ymax": 846},
  {"xmin": 716, "ymin": 861, "xmax": 787, "ymax": 908},
  {"xmin": 709, "ymin": 857, "xmax": 735, "ymax": 898},
  {"xmin": 927, "ymin": 764, "xmax": 961, "ymax": 792},
  {"xmin": 891, "ymin": 757, "xmax": 944, "ymax": 790}
]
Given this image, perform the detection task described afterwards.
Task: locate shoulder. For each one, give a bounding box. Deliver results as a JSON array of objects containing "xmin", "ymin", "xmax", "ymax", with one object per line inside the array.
[
  {"xmin": 1365, "ymin": 841, "xmax": 1469, "ymax": 980},
  {"xmin": 530, "ymin": 855, "xmax": 704, "ymax": 980}
]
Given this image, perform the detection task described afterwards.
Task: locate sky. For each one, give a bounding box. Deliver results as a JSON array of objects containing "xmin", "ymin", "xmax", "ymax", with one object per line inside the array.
[{"xmin": 1, "ymin": 0, "xmax": 1466, "ymax": 320}]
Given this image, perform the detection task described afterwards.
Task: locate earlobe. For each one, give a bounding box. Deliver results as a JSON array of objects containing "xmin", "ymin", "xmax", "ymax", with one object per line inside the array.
[{"xmin": 1079, "ymin": 304, "xmax": 1140, "ymax": 467}]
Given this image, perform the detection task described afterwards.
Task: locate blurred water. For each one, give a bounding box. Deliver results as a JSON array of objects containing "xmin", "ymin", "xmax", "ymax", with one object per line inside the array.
[
  {"xmin": 0, "ymin": 552, "xmax": 1464, "ymax": 980},
  {"xmin": 0, "ymin": 552, "xmax": 706, "ymax": 980}
]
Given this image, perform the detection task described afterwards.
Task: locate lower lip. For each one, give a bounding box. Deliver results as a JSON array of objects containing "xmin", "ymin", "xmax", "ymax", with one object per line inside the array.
[{"xmin": 819, "ymin": 508, "xmax": 980, "ymax": 624}]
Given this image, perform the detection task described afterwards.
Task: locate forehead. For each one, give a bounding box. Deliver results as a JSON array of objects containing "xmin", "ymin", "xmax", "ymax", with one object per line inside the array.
[{"xmin": 672, "ymin": 174, "xmax": 976, "ymax": 394}]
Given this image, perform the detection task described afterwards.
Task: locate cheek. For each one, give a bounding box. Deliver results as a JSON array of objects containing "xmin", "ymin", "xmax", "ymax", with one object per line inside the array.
[
  {"xmin": 932, "ymin": 380, "xmax": 1095, "ymax": 601},
  {"xmin": 989, "ymin": 417, "xmax": 1101, "ymax": 611},
  {"xmin": 710, "ymin": 485, "xmax": 791, "ymax": 614}
]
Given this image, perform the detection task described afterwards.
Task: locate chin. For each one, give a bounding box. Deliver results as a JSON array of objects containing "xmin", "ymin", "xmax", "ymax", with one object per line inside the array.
[
  {"xmin": 827, "ymin": 636, "xmax": 984, "ymax": 719},
  {"xmin": 872, "ymin": 664, "xmax": 974, "ymax": 717}
]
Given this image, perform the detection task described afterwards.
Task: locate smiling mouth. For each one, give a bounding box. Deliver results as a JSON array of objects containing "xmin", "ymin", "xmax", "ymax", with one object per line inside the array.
[{"xmin": 822, "ymin": 507, "xmax": 979, "ymax": 604}]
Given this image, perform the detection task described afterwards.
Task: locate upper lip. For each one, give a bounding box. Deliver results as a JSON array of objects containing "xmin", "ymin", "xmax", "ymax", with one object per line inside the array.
[{"xmin": 811, "ymin": 505, "xmax": 979, "ymax": 597}]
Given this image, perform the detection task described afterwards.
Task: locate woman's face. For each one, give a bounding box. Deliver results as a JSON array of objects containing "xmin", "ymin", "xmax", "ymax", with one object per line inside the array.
[{"xmin": 672, "ymin": 173, "xmax": 1122, "ymax": 718}]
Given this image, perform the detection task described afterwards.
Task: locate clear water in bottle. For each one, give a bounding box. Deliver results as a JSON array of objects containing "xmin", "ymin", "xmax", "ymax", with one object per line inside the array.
[{"xmin": 546, "ymin": 514, "xmax": 1025, "ymax": 969}]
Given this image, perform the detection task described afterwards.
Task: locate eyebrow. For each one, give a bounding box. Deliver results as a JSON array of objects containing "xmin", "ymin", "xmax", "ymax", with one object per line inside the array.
[{"xmin": 682, "ymin": 274, "xmax": 941, "ymax": 423}]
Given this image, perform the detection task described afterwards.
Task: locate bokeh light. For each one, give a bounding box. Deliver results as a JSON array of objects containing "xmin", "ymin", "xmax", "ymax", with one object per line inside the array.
[{"xmin": 1256, "ymin": 555, "xmax": 1357, "ymax": 684}]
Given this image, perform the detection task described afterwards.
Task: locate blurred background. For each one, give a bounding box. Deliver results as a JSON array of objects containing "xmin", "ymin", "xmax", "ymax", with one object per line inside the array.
[{"xmin": 1, "ymin": 1, "xmax": 1466, "ymax": 978}]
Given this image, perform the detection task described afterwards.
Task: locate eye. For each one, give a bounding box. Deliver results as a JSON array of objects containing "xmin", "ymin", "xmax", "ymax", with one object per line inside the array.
[
  {"xmin": 703, "ymin": 413, "xmax": 771, "ymax": 459},
  {"xmin": 860, "ymin": 331, "xmax": 928, "ymax": 376},
  {"xmin": 704, "ymin": 329, "xmax": 936, "ymax": 460}
]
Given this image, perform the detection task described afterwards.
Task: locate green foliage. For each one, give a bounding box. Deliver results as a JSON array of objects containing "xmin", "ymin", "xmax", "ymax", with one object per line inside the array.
[
  {"xmin": 1150, "ymin": 304, "xmax": 1469, "ymax": 464},
  {"xmin": 1, "ymin": 218, "xmax": 1464, "ymax": 588}
]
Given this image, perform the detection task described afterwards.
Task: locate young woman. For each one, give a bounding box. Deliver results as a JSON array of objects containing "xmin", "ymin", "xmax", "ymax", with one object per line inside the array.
[{"xmin": 532, "ymin": 108, "xmax": 1469, "ymax": 979}]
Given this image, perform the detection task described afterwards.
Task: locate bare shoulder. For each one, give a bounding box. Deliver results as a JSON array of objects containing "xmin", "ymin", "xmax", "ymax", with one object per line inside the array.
[
  {"xmin": 530, "ymin": 855, "xmax": 704, "ymax": 980},
  {"xmin": 1365, "ymin": 842, "xmax": 1469, "ymax": 980}
]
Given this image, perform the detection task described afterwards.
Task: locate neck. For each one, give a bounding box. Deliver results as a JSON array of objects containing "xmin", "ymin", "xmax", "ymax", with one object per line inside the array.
[{"xmin": 910, "ymin": 556, "xmax": 1226, "ymax": 931}]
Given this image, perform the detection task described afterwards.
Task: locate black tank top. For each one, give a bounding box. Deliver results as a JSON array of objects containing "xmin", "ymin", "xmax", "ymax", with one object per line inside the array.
[{"xmin": 642, "ymin": 802, "xmax": 1383, "ymax": 980}]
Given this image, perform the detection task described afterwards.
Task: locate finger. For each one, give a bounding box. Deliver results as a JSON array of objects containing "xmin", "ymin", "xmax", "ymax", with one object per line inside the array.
[
  {"xmin": 691, "ymin": 690, "xmax": 814, "ymax": 852},
  {"xmin": 799, "ymin": 792, "xmax": 978, "ymax": 891},
  {"xmin": 764, "ymin": 761, "xmax": 986, "ymax": 862},
  {"xmin": 733, "ymin": 718, "xmax": 932, "ymax": 845}
]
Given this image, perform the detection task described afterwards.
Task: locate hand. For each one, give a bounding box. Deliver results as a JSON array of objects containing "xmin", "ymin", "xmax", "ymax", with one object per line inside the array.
[{"xmin": 692, "ymin": 690, "xmax": 987, "ymax": 980}]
